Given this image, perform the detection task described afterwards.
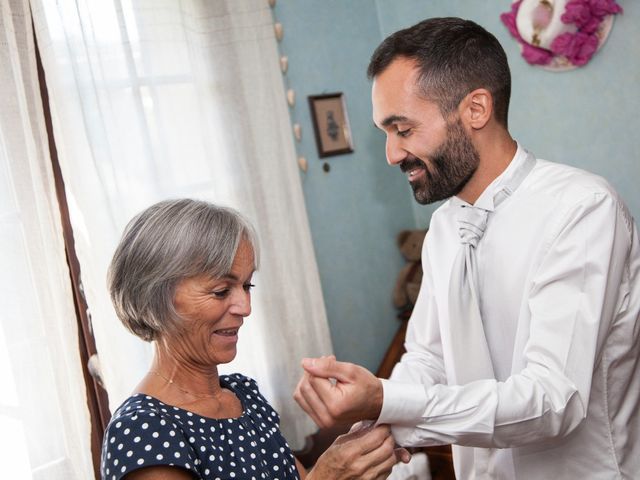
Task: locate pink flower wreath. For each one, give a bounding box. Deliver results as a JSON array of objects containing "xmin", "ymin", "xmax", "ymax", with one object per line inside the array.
[{"xmin": 501, "ymin": 0, "xmax": 622, "ymax": 68}]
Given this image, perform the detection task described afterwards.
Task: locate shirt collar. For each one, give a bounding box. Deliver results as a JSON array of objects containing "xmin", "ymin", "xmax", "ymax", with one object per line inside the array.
[{"xmin": 450, "ymin": 142, "xmax": 531, "ymax": 211}]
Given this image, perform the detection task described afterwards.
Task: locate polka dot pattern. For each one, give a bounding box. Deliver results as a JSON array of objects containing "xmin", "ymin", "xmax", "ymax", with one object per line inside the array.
[{"xmin": 101, "ymin": 374, "xmax": 299, "ymax": 479}]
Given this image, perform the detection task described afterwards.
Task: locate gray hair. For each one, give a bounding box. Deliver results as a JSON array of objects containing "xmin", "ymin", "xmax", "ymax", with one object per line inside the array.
[{"xmin": 108, "ymin": 198, "xmax": 259, "ymax": 341}]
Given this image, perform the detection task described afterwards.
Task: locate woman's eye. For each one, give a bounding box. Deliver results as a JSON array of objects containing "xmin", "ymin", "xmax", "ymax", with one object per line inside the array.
[
  {"xmin": 211, "ymin": 289, "xmax": 230, "ymax": 298},
  {"xmin": 243, "ymin": 283, "xmax": 255, "ymax": 292}
]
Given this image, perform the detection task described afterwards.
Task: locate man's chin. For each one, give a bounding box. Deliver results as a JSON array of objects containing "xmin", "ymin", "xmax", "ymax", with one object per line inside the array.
[{"xmin": 411, "ymin": 185, "xmax": 432, "ymax": 205}]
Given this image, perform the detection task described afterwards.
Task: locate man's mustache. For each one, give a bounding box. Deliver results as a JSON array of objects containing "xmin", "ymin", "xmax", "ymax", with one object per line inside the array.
[{"xmin": 399, "ymin": 157, "xmax": 426, "ymax": 173}]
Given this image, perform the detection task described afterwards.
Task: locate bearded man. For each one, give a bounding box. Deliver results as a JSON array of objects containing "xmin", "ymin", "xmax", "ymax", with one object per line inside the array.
[{"xmin": 295, "ymin": 17, "xmax": 640, "ymax": 480}]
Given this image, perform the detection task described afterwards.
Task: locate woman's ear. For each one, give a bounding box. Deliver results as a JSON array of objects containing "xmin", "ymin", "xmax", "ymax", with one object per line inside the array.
[{"xmin": 460, "ymin": 88, "xmax": 493, "ymax": 130}]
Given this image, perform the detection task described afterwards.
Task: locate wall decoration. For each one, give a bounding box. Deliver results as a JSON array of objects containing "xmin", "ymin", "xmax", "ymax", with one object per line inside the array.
[
  {"xmin": 274, "ymin": 22, "xmax": 284, "ymax": 41},
  {"xmin": 297, "ymin": 156, "xmax": 308, "ymax": 172},
  {"xmin": 279, "ymin": 55, "xmax": 288, "ymax": 73},
  {"xmin": 293, "ymin": 123, "xmax": 302, "ymax": 141},
  {"xmin": 308, "ymin": 93, "xmax": 354, "ymax": 158},
  {"xmin": 287, "ymin": 89, "xmax": 296, "ymax": 107},
  {"xmin": 501, "ymin": 0, "xmax": 623, "ymax": 70}
]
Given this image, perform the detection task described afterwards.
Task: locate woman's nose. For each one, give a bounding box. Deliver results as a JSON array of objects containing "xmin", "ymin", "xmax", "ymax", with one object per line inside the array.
[{"xmin": 230, "ymin": 289, "xmax": 251, "ymax": 317}]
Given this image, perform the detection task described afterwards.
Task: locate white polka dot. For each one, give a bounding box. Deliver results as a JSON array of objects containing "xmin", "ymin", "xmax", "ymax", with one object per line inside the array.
[
  {"xmin": 141, "ymin": 422, "xmax": 149, "ymax": 429},
  {"xmin": 152, "ymin": 431, "xmax": 159, "ymax": 438},
  {"xmin": 144, "ymin": 445, "xmax": 152, "ymax": 451},
  {"xmin": 156, "ymin": 454, "xmax": 164, "ymax": 460},
  {"xmin": 137, "ymin": 458, "xmax": 144, "ymax": 465},
  {"xmin": 174, "ymin": 452, "xmax": 181, "ymax": 458},
  {"xmin": 133, "ymin": 436, "xmax": 141, "ymax": 443},
  {"xmin": 126, "ymin": 451, "xmax": 133, "ymax": 457}
]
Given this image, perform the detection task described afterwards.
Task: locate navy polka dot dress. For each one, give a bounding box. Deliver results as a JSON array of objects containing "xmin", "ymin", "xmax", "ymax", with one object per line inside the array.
[{"xmin": 101, "ymin": 374, "xmax": 300, "ymax": 479}]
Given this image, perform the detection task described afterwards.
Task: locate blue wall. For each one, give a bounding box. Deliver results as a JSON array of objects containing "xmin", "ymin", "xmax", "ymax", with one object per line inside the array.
[
  {"xmin": 273, "ymin": 0, "xmax": 639, "ymax": 372},
  {"xmin": 272, "ymin": 1, "xmax": 416, "ymax": 373}
]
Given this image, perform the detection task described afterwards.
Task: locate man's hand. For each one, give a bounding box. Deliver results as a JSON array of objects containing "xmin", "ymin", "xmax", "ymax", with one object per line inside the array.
[{"xmin": 293, "ymin": 356, "xmax": 384, "ymax": 428}]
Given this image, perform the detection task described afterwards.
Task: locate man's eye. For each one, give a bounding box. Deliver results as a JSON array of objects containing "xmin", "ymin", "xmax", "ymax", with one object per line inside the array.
[
  {"xmin": 211, "ymin": 289, "xmax": 230, "ymax": 298},
  {"xmin": 397, "ymin": 128, "xmax": 411, "ymax": 137}
]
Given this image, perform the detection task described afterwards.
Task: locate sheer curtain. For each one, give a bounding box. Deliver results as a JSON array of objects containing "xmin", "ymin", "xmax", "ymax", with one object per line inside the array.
[
  {"xmin": 0, "ymin": 0, "xmax": 94, "ymax": 478},
  {"xmin": 32, "ymin": 0, "xmax": 332, "ymax": 448}
]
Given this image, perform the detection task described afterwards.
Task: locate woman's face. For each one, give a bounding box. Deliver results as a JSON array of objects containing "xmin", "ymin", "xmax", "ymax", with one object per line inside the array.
[{"xmin": 169, "ymin": 239, "xmax": 255, "ymax": 367}]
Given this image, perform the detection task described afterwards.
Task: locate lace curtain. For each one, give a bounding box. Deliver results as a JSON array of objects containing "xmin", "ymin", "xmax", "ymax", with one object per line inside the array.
[
  {"xmin": 0, "ymin": 0, "xmax": 93, "ymax": 477},
  {"xmin": 31, "ymin": 0, "xmax": 332, "ymax": 448}
]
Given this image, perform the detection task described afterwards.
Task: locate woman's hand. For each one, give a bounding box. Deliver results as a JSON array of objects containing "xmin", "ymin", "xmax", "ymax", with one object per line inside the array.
[{"xmin": 305, "ymin": 424, "xmax": 409, "ymax": 480}]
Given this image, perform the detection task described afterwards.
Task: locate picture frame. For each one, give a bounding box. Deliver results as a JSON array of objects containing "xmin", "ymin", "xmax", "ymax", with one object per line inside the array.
[{"xmin": 308, "ymin": 92, "xmax": 354, "ymax": 158}]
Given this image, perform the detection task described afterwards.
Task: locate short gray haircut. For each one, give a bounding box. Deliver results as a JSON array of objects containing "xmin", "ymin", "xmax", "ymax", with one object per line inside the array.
[{"xmin": 108, "ymin": 198, "xmax": 259, "ymax": 342}]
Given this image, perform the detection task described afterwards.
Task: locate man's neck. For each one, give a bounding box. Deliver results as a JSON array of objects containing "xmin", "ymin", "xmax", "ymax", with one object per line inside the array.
[{"xmin": 457, "ymin": 134, "xmax": 517, "ymax": 205}]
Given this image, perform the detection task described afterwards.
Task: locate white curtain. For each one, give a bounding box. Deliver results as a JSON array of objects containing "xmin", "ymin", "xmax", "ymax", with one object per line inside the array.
[
  {"xmin": 31, "ymin": 0, "xmax": 332, "ymax": 448},
  {"xmin": 0, "ymin": 0, "xmax": 94, "ymax": 478}
]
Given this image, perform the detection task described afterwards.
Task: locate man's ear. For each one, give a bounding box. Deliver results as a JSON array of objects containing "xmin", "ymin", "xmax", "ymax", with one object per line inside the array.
[{"xmin": 459, "ymin": 88, "xmax": 493, "ymax": 130}]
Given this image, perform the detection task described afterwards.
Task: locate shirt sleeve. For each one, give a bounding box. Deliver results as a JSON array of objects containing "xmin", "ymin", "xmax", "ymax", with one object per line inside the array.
[
  {"xmin": 379, "ymin": 191, "xmax": 633, "ymax": 448},
  {"xmin": 102, "ymin": 404, "xmax": 198, "ymax": 479}
]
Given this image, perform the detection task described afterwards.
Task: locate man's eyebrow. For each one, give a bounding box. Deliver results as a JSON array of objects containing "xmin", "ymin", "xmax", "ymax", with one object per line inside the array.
[{"xmin": 380, "ymin": 115, "xmax": 409, "ymax": 127}]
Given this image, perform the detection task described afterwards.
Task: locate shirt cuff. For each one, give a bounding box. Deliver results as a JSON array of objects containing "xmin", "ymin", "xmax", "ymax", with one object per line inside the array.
[{"xmin": 376, "ymin": 379, "xmax": 428, "ymax": 426}]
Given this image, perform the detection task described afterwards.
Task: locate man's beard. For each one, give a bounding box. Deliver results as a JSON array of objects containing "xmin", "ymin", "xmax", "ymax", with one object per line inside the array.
[{"xmin": 400, "ymin": 117, "xmax": 480, "ymax": 205}]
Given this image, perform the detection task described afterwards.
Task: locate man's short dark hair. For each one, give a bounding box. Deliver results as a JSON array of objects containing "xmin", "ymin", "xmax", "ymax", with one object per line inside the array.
[{"xmin": 368, "ymin": 17, "xmax": 511, "ymax": 127}]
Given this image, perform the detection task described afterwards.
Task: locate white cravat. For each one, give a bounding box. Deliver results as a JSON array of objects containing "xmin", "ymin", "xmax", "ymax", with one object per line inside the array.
[
  {"xmin": 448, "ymin": 205, "xmax": 495, "ymax": 384},
  {"xmin": 448, "ymin": 153, "xmax": 536, "ymax": 386},
  {"xmin": 447, "ymin": 153, "xmax": 536, "ymax": 477}
]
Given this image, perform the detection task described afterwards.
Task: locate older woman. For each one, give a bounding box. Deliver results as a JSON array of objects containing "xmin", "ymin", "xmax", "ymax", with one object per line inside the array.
[{"xmin": 101, "ymin": 199, "xmax": 402, "ymax": 480}]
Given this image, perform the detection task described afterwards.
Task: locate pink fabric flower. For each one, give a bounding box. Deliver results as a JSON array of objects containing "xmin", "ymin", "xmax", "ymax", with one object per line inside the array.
[
  {"xmin": 589, "ymin": 0, "xmax": 623, "ymax": 18},
  {"xmin": 562, "ymin": 0, "xmax": 594, "ymax": 28},
  {"xmin": 521, "ymin": 43, "xmax": 554, "ymax": 65},
  {"xmin": 501, "ymin": 0, "xmax": 554, "ymax": 65},
  {"xmin": 580, "ymin": 17, "xmax": 602, "ymax": 35},
  {"xmin": 551, "ymin": 32, "xmax": 599, "ymax": 66},
  {"xmin": 500, "ymin": 0, "xmax": 524, "ymax": 40},
  {"xmin": 500, "ymin": 0, "xmax": 622, "ymax": 68}
]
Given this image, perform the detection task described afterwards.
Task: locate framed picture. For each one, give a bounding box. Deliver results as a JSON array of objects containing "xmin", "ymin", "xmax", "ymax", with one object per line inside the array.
[{"xmin": 308, "ymin": 92, "xmax": 354, "ymax": 158}]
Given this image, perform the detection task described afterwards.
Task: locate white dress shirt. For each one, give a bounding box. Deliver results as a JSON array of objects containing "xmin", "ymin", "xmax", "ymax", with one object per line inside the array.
[{"xmin": 378, "ymin": 144, "xmax": 640, "ymax": 479}]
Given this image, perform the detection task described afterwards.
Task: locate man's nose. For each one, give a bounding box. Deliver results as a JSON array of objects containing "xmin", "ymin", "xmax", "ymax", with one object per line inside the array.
[{"xmin": 385, "ymin": 135, "xmax": 406, "ymax": 166}]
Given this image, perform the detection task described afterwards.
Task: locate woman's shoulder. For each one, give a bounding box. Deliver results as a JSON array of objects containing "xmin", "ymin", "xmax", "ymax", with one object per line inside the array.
[
  {"xmin": 107, "ymin": 394, "xmax": 165, "ymax": 428},
  {"xmin": 221, "ymin": 373, "xmax": 266, "ymax": 402},
  {"xmin": 102, "ymin": 394, "xmax": 197, "ymax": 479},
  {"xmin": 221, "ymin": 373, "xmax": 279, "ymax": 418}
]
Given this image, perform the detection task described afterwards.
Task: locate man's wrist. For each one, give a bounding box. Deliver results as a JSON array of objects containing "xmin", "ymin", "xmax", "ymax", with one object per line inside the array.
[{"xmin": 377, "ymin": 379, "xmax": 427, "ymax": 425}]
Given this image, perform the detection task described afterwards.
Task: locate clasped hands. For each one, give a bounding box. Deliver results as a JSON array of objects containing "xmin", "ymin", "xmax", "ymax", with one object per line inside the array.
[{"xmin": 294, "ymin": 356, "xmax": 410, "ymax": 480}]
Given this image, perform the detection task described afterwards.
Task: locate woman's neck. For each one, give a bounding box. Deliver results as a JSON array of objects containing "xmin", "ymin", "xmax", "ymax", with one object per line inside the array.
[{"xmin": 147, "ymin": 341, "xmax": 223, "ymax": 399}]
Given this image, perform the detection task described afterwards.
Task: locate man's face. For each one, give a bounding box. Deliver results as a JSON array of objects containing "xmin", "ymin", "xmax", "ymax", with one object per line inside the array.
[{"xmin": 372, "ymin": 57, "xmax": 480, "ymax": 204}]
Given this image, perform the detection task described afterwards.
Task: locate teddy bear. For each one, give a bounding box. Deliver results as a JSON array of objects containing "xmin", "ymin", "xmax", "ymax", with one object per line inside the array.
[{"xmin": 392, "ymin": 229, "xmax": 427, "ymax": 313}]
